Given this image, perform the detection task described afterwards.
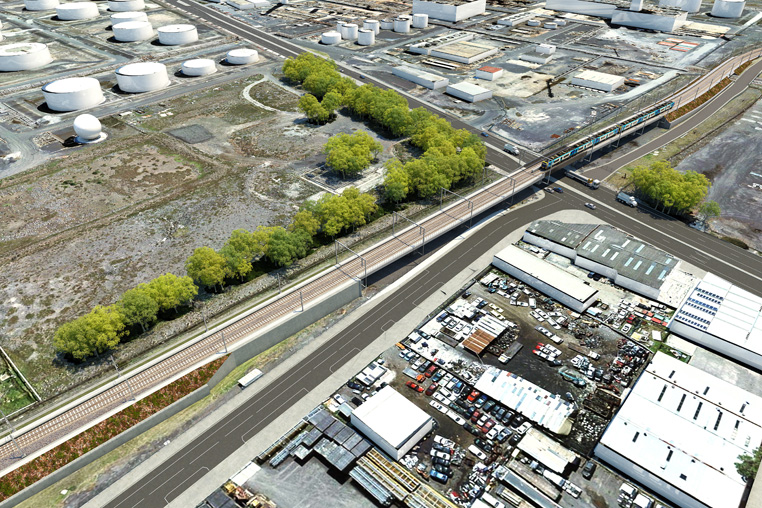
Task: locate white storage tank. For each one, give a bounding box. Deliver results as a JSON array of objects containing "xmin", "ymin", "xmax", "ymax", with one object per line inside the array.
[
  {"xmin": 357, "ymin": 28, "xmax": 375, "ymax": 45},
  {"xmin": 336, "ymin": 20, "xmax": 345, "ymax": 32},
  {"xmin": 182, "ymin": 58, "xmax": 217, "ymax": 76},
  {"xmin": 56, "ymin": 2, "xmax": 99, "ymax": 20},
  {"xmin": 111, "ymin": 11, "xmax": 147, "ymax": 24},
  {"xmin": 711, "ymin": 0, "xmax": 744, "ymax": 16},
  {"xmin": 157, "ymin": 24, "xmax": 198, "ymax": 45},
  {"xmin": 0, "ymin": 43, "xmax": 52, "ymax": 71},
  {"xmin": 544, "ymin": 21, "xmax": 558, "ymax": 29},
  {"xmin": 555, "ymin": 18, "xmax": 567, "ymax": 26},
  {"xmin": 363, "ymin": 19, "xmax": 380, "ymax": 34},
  {"xmin": 321, "ymin": 31, "xmax": 341, "ymax": 45},
  {"xmin": 380, "ymin": 18, "xmax": 394, "ymax": 30},
  {"xmin": 24, "ymin": 0, "xmax": 59, "ymax": 10},
  {"xmin": 226, "ymin": 48, "xmax": 258, "ymax": 64},
  {"xmin": 340, "ymin": 23, "xmax": 358, "ymax": 40},
  {"xmin": 393, "ymin": 16, "xmax": 411, "ymax": 33},
  {"xmin": 73, "ymin": 114, "xmax": 104, "ymax": 142},
  {"xmin": 683, "ymin": 0, "xmax": 702, "ymax": 12},
  {"xmin": 115, "ymin": 61, "xmax": 169, "ymax": 92},
  {"xmin": 113, "ymin": 21, "xmax": 153, "ymax": 41},
  {"xmin": 412, "ymin": 13, "xmax": 428, "ymax": 28},
  {"xmin": 108, "ymin": 0, "xmax": 144, "ymax": 11},
  {"xmin": 42, "ymin": 77, "xmax": 104, "ymax": 112},
  {"xmin": 527, "ymin": 19, "xmax": 541, "ymax": 26}
]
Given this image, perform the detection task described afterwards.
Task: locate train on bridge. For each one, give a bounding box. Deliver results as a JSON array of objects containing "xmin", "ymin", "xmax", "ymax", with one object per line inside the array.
[{"xmin": 540, "ymin": 101, "xmax": 675, "ymax": 170}]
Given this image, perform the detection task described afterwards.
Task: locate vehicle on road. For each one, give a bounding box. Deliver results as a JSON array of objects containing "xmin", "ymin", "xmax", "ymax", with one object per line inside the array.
[
  {"xmin": 554, "ymin": 187, "xmax": 564, "ymax": 193},
  {"xmin": 359, "ymin": 74, "xmax": 366, "ymax": 79},
  {"xmin": 585, "ymin": 202, "xmax": 596, "ymax": 210},
  {"xmin": 566, "ymin": 169, "xmax": 600, "ymax": 189},
  {"xmin": 503, "ymin": 143, "xmax": 519, "ymax": 156},
  {"xmin": 616, "ymin": 191, "xmax": 637, "ymax": 207},
  {"xmin": 238, "ymin": 368, "xmax": 263, "ymax": 388},
  {"xmin": 481, "ymin": 131, "xmax": 489, "ymax": 137}
]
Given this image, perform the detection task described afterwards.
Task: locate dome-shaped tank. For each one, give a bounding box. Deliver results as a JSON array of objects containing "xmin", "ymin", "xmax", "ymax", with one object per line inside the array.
[
  {"xmin": 24, "ymin": 0, "xmax": 59, "ymax": 10},
  {"xmin": 363, "ymin": 19, "xmax": 379, "ymax": 34},
  {"xmin": 111, "ymin": 11, "xmax": 147, "ymax": 24},
  {"xmin": 73, "ymin": 114, "xmax": 102, "ymax": 141},
  {"xmin": 226, "ymin": 48, "xmax": 258, "ymax": 64},
  {"xmin": 321, "ymin": 31, "xmax": 341, "ymax": 45},
  {"xmin": 380, "ymin": 18, "xmax": 394, "ymax": 30},
  {"xmin": 711, "ymin": 0, "xmax": 744, "ymax": 16},
  {"xmin": 182, "ymin": 58, "xmax": 217, "ymax": 76},
  {"xmin": 340, "ymin": 23, "xmax": 358, "ymax": 40},
  {"xmin": 42, "ymin": 77, "xmax": 104, "ymax": 111},
  {"xmin": 115, "ymin": 61, "xmax": 169, "ymax": 92},
  {"xmin": 108, "ymin": 0, "xmax": 144, "ymax": 11},
  {"xmin": 393, "ymin": 16, "xmax": 411, "ymax": 33},
  {"xmin": 113, "ymin": 21, "xmax": 153, "ymax": 41},
  {"xmin": 0, "ymin": 42, "xmax": 52, "ymax": 71},
  {"xmin": 157, "ymin": 24, "xmax": 198, "ymax": 45},
  {"xmin": 56, "ymin": 2, "xmax": 99, "ymax": 20},
  {"xmin": 357, "ymin": 28, "xmax": 374, "ymax": 45},
  {"xmin": 412, "ymin": 13, "xmax": 428, "ymax": 28}
]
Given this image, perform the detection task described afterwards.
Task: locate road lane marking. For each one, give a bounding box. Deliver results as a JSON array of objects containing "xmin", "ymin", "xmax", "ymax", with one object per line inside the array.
[{"xmin": 164, "ymin": 466, "xmax": 208, "ymax": 505}]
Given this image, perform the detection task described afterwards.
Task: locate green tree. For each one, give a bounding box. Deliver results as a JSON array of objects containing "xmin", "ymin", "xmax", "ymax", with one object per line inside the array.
[
  {"xmin": 283, "ymin": 53, "xmax": 336, "ymax": 83},
  {"xmin": 143, "ymin": 273, "xmax": 198, "ymax": 312},
  {"xmin": 698, "ymin": 200, "xmax": 721, "ymax": 223},
  {"xmin": 289, "ymin": 209, "xmax": 320, "ymax": 237},
  {"xmin": 266, "ymin": 228, "xmax": 310, "ymax": 267},
  {"xmin": 383, "ymin": 106, "xmax": 412, "ymax": 137},
  {"xmin": 736, "ymin": 446, "xmax": 762, "ymax": 481},
  {"xmin": 53, "ymin": 305, "xmax": 126, "ymax": 360},
  {"xmin": 186, "ymin": 246, "xmax": 228, "ymax": 290},
  {"xmin": 324, "ymin": 131, "xmax": 383, "ymax": 177},
  {"xmin": 630, "ymin": 161, "xmax": 710, "ymax": 214},
  {"xmin": 118, "ymin": 287, "xmax": 159, "ymax": 332},
  {"xmin": 219, "ymin": 229, "xmax": 268, "ymax": 281},
  {"xmin": 298, "ymin": 94, "xmax": 329, "ymax": 124},
  {"xmin": 383, "ymin": 159, "xmax": 409, "ymax": 203}
]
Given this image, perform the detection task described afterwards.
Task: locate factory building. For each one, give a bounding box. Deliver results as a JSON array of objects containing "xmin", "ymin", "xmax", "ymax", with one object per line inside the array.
[
  {"xmin": 475, "ymin": 66, "xmax": 503, "ymax": 81},
  {"xmin": 595, "ymin": 353, "xmax": 762, "ymax": 508},
  {"xmin": 446, "ymin": 81, "xmax": 493, "ymax": 102},
  {"xmin": 42, "ymin": 77, "xmax": 105, "ymax": 112},
  {"xmin": 411, "ymin": 0, "xmax": 486, "ymax": 22},
  {"xmin": 497, "ymin": 12, "xmax": 535, "ymax": 26},
  {"xmin": 546, "ymin": 0, "xmax": 688, "ymax": 32},
  {"xmin": 492, "ymin": 245, "xmax": 599, "ymax": 313},
  {"xmin": 571, "ymin": 70, "xmax": 626, "ymax": 92},
  {"xmin": 711, "ymin": 0, "xmax": 745, "ymax": 17},
  {"xmin": 545, "ymin": 0, "xmax": 617, "ymax": 18},
  {"xmin": 668, "ymin": 272, "xmax": 762, "ymax": 371},
  {"xmin": 429, "ymin": 39, "xmax": 497, "ymax": 64},
  {"xmin": 392, "ymin": 66, "xmax": 449, "ymax": 89},
  {"xmin": 350, "ymin": 386, "xmax": 435, "ymax": 460}
]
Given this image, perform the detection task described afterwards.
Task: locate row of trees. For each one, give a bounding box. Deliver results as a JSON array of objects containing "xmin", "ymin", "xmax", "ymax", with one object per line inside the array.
[
  {"xmin": 53, "ymin": 274, "xmax": 197, "ymax": 360},
  {"xmin": 629, "ymin": 160, "xmax": 719, "ymax": 218},
  {"xmin": 324, "ymin": 131, "xmax": 382, "ymax": 177}
]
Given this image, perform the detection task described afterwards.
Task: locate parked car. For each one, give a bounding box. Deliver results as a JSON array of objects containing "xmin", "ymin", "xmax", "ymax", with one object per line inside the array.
[
  {"xmin": 346, "ymin": 380, "xmax": 362, "ymax": 390},
  {"xmin": 497, "ymin": 428, "xmax": 513, "ymax": 443},
  {"xmin": 333, "ymin": 394, "xmax": 346, "ymax": 405},
  {"xmin": 425, "ymin": 364, "xmax": 438, "ymax": 378},
  {"xmin": 463, "ymin": 423, "xmax": 481, "ymax": 436},
  {"xmin": 582, "ymin": 460, "xmax": 597, "ymax": 480},
  {"xmin": 434, "ymin": 435, "xmax": 456, "ymax": 448},
  {"xmin": 432, "ymin": 456, "xmax": 451, "ymax": 466},
  {"xmin": 406, "ymin": 381, "xmax": 424, "ymax": 393},
  {"xmin": 430, "ymin": 450, "xmax": 451, "ymax": 461},
  {"xmin": 432, "ymin": 370, "xmax": 444, "ymax": 382},
  {"xmin": 509, "ymin": 432, "xmax": 523, "ymax": 446},
  {"xmin": 425, "ymin": 383, "xmax": 439, "ymax": 396},
  {"xmin": 433, "ymin": 463, "xmax": 453, "ymax": 477},
  {"xmin": 474, "ymin": 438, "xmax": 493, "ymax": 453},
  {"xmin": 470, "ymin": 410, "xmax": 482, "ymax": 423},
  {"xmin": 474, "ymin": 394, "xmax": 488, "ymax": 408},
  {"xmin": 468, "ymin": 445, "xmax": 488, "ymax": 461},
  {"xmin": 481, "ymin": 419, "xmax": 496, "ymax": 434},
  {"xmin": 432, "ymin": 442, "xmax": 452, "ymax": 453},
  {"xmin": 430, "ymin": 469, "xmax": 449, "ymax": 483},
  {"xmin": 467, "ymin": 390, "xmax": 480, "ymax": 403}
]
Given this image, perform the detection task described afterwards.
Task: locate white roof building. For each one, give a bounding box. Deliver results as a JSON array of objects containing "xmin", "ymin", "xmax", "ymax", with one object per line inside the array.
[
  {"xmin": 595, "ymin": 353, "xmax": 762, "ymax": 508},
  {"xmin": 350, "ymin": 386, "xmax": 436, "ymax": 460},
  {"xmin": 446, "ymin": 81, "xmax": 493, "ymax": 103},
  {"xmin": 669, "ymin": 272, "xmax": 762, "ymax": 371},
  {"xmin": 571, "ymin": 70, "xmax": 625, "ymax": 92}
]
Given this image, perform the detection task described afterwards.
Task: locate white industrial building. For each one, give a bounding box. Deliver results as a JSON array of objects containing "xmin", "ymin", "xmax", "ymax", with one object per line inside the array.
[
  {"xmin": 113, "ymin": 21, "xmax": 153, "ymax": 41},
  {"xmin": 429, "ymin": 39, "xmax": 497, "ymax": 64},
  {"xmin": 493, "ymin": 245, "xmax": 598, "ymax": 312},
  {"xmin": 0, "ymin": 43, "xmax": 52, "ymax": 71},
  {"xmin": 475, "ymin": 66, "xmax": 503, "ymax": 81},
  {"xmin": 157, "ymin": 24, "xmax": 198, "ymax": 45},
  {"xmin": 497, "ymin": 12, "xmax": 535, "ymax": 26},
  {"xmin": 475, "ymin": 366, "xmax": 575, "ymax": 435},
  {"xmin": 24, "ymin": 0, "xmax": 59, "ymax": 10},
  {"xmin": 571, "ymin": 70, "xmax": 626, "ymax": 92},
  {"xmin": 546, "ymin": 0, "xmax": 688, "ymax": 31},
  {"xmin": 182, "ymin": 58, "xmax": 216, "ymax": 76},
  {"xmin": 115, "ymin": 62, "xmax": 169, "ymax": 92},
  {"xmin": 107, "ymin": 0, "xmax": 145, "ymax": 11},
  {"xmin": 392, "ymin": 66, "xmax": 449, "ymax": 89},
  {"xmin": 446, "ymin": 81, "xmax": 492, "ymax": 102},
  {"xmin": 711, "ymin": 0, "xmax": 745, "ymax": 17},
  {"xmin": 545, "ymin": 0, "xmax": 617, "ymax": 18},
  {"xmin": 668, "ymin": 272, "xmax": 762, "ymax": 371},
  {"xmin": 595, "ymin": 353, "xmax": 762, "ymax": 508},
  {"xmin": 42, "ymin": 77, "xmax": 104, "ymax": 112},
  {"xmin": 350, "ymin": 386, "xmax": 436, "ymax": 460},
  {"xmin": 226, "ymin": 48, "xmax": 258, "ymax": 64},
  {"xmin": 412, "ymin": 0, "xmax": 486, "ymax": 22},
  {"xmin": 56, "ymin": 2, "xmax": 100, "ymax": 20}
]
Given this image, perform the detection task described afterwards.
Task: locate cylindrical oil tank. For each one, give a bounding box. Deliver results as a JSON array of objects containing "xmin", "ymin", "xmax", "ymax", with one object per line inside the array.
[
  {"xmin": 336, "ymin": 20, "xmax": 345, "ymax": 32},
  {"xmin": 380, "ymin": 18, "xmax": 394, "ymax": 30},
  {"xmin": 412, "ymin": 13, "xmax": 428, "ymax": 28},
  {"xmin": 73, "ymin": 114, "xmax": 102, "ymax": 141},
  {"xmin": 108, "ymin": 0, "xmax": 144, "ymax": 11},
  {"xmin": 42, "ymin": 77, "xmax": 104, "ymax": 111},
  {"xmin": 182, "ymin": 58, "xmax": 216, "ymax": 76},
  {"xmin": 683, "ymin": 0, "xmax": 702, "ymax": 11},
  {"xmin": 363, "ymin": 19, "xmax": 379, "ymax": 34},
  {"xmin": 0, "ymin": 42, "xmax": 52, "ymax": 71},
  {"xmin": 544, "ymin": 22, "xmax": 557, "ymax": 29},
  {"xmin": 357, "ymin": 28, "xmax": 375, "ymax": 45},
  {"xmin": 157, "ymin": 24, "xmax": 198, "ymax": 45},
  {"xmin": 56, "ymin": 2, "xmax": 99, "ymax": 20},
  {"xmin": 226, "ymin": 48, "xmax": 258, "ymax": 64},
  {"xmin": 111, "ymin": 11, "xmax": 147, "ymax": 24},
  {"xmin": 115, "ymin": 61, "xmax": 169, "ymax": 92},
  {"xmin": 321, "ymin": 31, "xmax": 341, "ymax": 45},
  {"xmin": 24, "ymin": 0, "xmax": 59, "ymax": 10},
  {"xmin": 711, "ymin": 0, "xmax": 744, "ymax": 16},
  {"xmin": 340, "ymin": 23, "xmax": 358, "ymax": 40},
  {"xmin": 527, "ymin": 19, "xmax": 541, "ymax": 26},
  {"xmin": 113, "ymin": 21, "xmax": 153, "ymax": 41},
  {"xmin": 555, "ymin": 18, "xmax": 567, "ymax": 26},
  {"xmin": 393, "ymin": 17, "xmax": 411, "ymax": 33}
]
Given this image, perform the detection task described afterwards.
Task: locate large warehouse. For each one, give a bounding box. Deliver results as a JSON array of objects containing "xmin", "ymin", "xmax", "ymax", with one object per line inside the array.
[
  {"xmin": 392, "ymin": 66, "xmax": 449, "ymax": 90},
  {"xmin": 411, "ymin": 0, "xmax": 486, "ymax": 22},
  {"xmin": 446, "ymin": 81, "xmax": 493, "ymax": 103},
  {"xmin": 595, "ymin": 353, "xmax": 762, "ymax": 508},
  {"xmin": 492, "ymin": 245, "xmax": 598, "ymax": 312},
  {"xmin": 571, "ymin": 70, "xmax": 625, "ymax": 92},
  {"xmin": 669, "ymin": 272, "xmax": 762, "ymax": 370},
  {"xmin": 350, "ymin": 386, "xmax": 435, "ymax": 460}
]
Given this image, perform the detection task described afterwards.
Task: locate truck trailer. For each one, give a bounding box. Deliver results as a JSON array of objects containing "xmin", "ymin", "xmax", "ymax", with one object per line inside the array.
[
  {"xmin": 565, "ymin": 169, "xmax": 600, "ymax": 189},
  {"xmin": 616, "ymin": 191, "xmax": 637, "ymax": 207}
]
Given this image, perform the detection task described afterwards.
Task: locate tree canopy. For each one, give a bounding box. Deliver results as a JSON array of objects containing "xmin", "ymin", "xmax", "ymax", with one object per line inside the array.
[
  {"xmin": 629, "ymin": 160, "xmax": 710, "ymax": 214},
  {"xmin": 266, "ymin": 228, "xmax": 311, "ymax": 267},
  {"xmin": 736, "ymin": 446, "xmax": 762, "ymax": 482},
  {"xmin": 315, "ymin": 187, "xmax": 378, "ymax": 237},
  {"xmin": 186, "ymin": 246, "xmax": 228, "ymax": 290},
  {"xmin": 324, "ymin": 131, "xmax": 382, "ymax": 177},
  {"xmin": 118, "ymin": 287, "xmax": 159, "ymax": 332},
  {"xmin": 142, "ymin": 273, "xmax": 198, "ymax": 312},
  {"xmin": 53, "ymin": 305, "xmax": 126, "ymax": 360}
]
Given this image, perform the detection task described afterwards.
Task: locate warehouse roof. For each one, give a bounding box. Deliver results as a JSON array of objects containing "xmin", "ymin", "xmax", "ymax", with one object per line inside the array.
[
  {"xmin": 351, "ymin": 386, "xmax": 433, "ymax": 449},
  {"xmin": 598, "ymin": 353, "xmax": 762, "ymax": 508},
  {"xmin": 447, "ymin": 81, "xmax": 492, "ymax": 95},
  {"xmin": 463, "ymin": 328, "xmax": 495, "ymax": 355},
  {"xmin": 573, "ymin": 69, "xmax": 626, "ymax": 85},
  {"xmin": 672, "ymin": 272, "xmax": 762, "ymax": 352},
  {"xmin": 478, "ymin": 65, "xmax": 502, "ymax": 73},
  {"xmin": 494, "ymin": 245, "xmax": 598, "ymax": 303},
  {"xmin": 526, "ymin": 220, "xmax": 597, "ymax": 249},
  {"xmin": 435, "ymin": 40, "xmax": 495, "ymax": 58}
]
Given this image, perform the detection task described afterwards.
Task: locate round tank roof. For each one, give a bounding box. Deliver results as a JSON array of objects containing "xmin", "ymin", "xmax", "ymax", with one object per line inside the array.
[
  {"xmin": 0, "ymin": 42, "xmax": 48, "ymax": 56},
  {"xmin": 111, "ymin": 11, "xmax": 147, "ymax": 22},
  {"xmin": 228, "ymin": 48, "xmax": 258, "ymax": 57},
  {"xmin": 158, "ymin": 24, "xmax": 195, "ymax": 33},
  {"xmin": 43, "ymin": 76, "xmax": 100, "ymax": 93},
  {"xmin": 116, "ymin": 61, "xmax": 166, "ymax": 76}
]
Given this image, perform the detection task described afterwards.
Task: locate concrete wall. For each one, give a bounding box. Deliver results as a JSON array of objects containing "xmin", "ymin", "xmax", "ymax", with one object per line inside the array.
[
  {"xmin": 668, "ymin": 320, "xmax": 762, "ymax": 371},
  {"xmin": 0, "ymin": 281, "xmax": 361, "ymax": 508},
  {"xmin": 545, "ymin": 0, "xmax": 616, "ymax": 18},
  {"xmin": 594, "ymin": 443, "xmax": 711, "ymax": 508},
  {"xmin": 412, "ymin": 0, "xmax": 486, "ymax": 22}
]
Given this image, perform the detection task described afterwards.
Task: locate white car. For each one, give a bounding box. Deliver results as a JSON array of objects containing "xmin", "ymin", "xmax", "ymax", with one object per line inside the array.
[
  {"xmin": 431, "ymin": 450, "xmax": 452, "ymax": 461},
  {"xmin": 333, "ymin": 394, "xmax": 346, "ymax": 405},
  {"xmin": 434, "ymin": 435, "xmax": 456, "ymax": 448},
  {"xmin": 468, "ymin": 445, "xmax": 487, "ymax": 461},
  {"xmin": 447, "ymin": 411, "xmax": 466, "ymax": 426},
  {"xmin": 430, "ymin": 400, "xmax": 448, "ymax": 413},
  {"xmin": 433, "ymin": 392, "xmax": 449, "ymax": 404}
]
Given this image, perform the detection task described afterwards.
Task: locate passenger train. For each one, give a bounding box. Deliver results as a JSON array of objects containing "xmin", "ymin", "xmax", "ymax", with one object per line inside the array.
[{"xmin": 540, "ymin": 101, "xmax": 675, "ymax": 170}]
